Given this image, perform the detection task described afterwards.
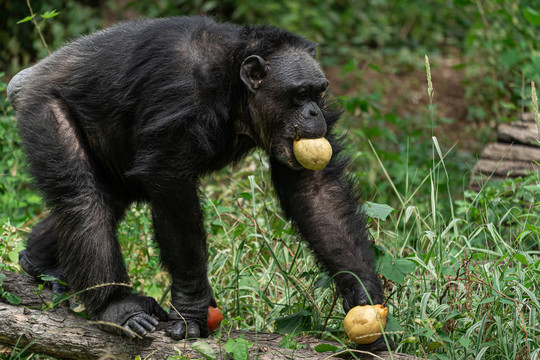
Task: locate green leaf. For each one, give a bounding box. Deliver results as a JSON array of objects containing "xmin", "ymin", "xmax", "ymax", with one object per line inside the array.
[
  {"xmin": 191, "ymin": 340, "xmax": 216, "ymax": 360},
  {"xmin": 274, "ymin": 309, "xmax": 312, "ymax": 334},
  {"xmin": 41, "ymin": 10, "xmax": 60, "ymax": 19},
  {"xmin": 363, "ymin": 201, "xmax": 394, "ymax": 221},
  {"xmin": 523, "ymin": 7, "xmax": 540, "ymax": 26},
  {"xmin": 458, "ymin": 337, "xmax": 471, "ymax": 349},
  {"xmin": 3, "ymin": 292, "xmax": 22, "ymax": 305},
  {"xmin": 394, "ymin": 258, "xmax": 417, "ymax": 274},
  {"xmin": 514, "ymin": 253, "xmax": 529, "ymax": 266},
  {"xmin": 343, "ymin": 59, "xmax": 358, "ymax": 74},
  {"xmin": 384, "ymin": 313, "xmax": 402, "ymax": 333},
  {"xmin": 369, "ymin": 63, "xmax": 382, "ymax": 73},
  {"xmin": 524, "ymin": 185, "xmax": 540, "ymax": 192},
  {"xmin": 278, "ymin": 334, "xmax": 305, "ymax": 350},
  {"xmin": 17, "ymin": 15, "xmax": 35, "ymax": 24},
  {"xmin": 26, "ymin": 194, "xmax": 42, "ymax": 204},
  {"xmin": 379, "ymin": 255, "xmax": 416, "ymax": 284},
  {"xmin": 39, "ymin": 274, "xmax": 67, "ymax": 285},
  {"xmin": 224, "ymin": 337, "xmax": 252, "ymax": 360},
  {"xmin": 8, "ymin": 251, "xmax": 19, "ymax": 263},
  {"xmin": 51, "ymin": 291, "xmax": 71, "ymax": 305},
  {"xmin": 235, "ymin": 192, "xmax": 252, "ymax": 200},
  {"xmin": 314, "ymin": 344, "xmax": 339, "ymax": 353}
]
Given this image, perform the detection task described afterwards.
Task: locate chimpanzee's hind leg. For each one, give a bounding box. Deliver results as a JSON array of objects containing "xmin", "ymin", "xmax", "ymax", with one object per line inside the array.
[
  {"xmin": 19, "ymin": 215, "xmax": 67, "ymax": 293},
  {"xmin": 13, "ymin": 92, "xmax": 168, "ymax": 337}
]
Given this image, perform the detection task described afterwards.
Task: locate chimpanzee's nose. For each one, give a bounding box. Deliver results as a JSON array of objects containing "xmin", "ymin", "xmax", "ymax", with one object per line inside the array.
[{"xmin": 298, "ymin": 102, "xmax": 327, "ymax": 138}]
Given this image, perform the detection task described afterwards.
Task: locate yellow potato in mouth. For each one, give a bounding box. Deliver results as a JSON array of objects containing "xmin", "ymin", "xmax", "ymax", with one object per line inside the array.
[
  {"xmin": 343, "ymin": 304, "xmax": 388, "ymax": 344},
  {"xmin": 292, "ymin": 137, "xmax": 332, "ymax": 170}
]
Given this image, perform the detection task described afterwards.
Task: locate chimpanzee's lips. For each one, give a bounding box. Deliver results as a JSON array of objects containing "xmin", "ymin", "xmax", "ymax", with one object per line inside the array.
[{"xmin": 272, "ymin": 141, "xmax": 303, "ymax": 169}]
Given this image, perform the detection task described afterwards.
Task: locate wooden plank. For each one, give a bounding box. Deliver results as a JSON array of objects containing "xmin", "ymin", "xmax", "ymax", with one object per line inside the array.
[
  {"xmin": 472, "ymin": 158, "xmax": 538, "ymax": 177},
  {"xmin": 481, "ymin": 143, "xmax": 540, "ymax": 162},
  {"xmin": 520, "ymin": 112, "xmax": 537, "ymax": 122},
  {"xmin": 497, "ymin": 122, "xmax": 538, "ymax": 145}
]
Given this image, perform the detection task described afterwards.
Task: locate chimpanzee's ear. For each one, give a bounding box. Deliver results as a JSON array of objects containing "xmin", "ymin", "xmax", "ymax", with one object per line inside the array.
[
  {"xmin": 240, "ymin": 55, "xmax": 267, "ymax": 93},
  {"xmin": 309, "ymin": 45, "xmax": 318, "ymax": 58}
]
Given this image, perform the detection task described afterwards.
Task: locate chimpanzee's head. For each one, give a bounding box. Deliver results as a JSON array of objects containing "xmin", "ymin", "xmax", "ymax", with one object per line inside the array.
[{"xmin": 240, "ymin": 48, "xmax": 330, "ymax": 169}]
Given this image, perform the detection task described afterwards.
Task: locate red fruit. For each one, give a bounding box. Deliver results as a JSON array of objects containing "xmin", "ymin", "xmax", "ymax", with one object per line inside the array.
[{"xmin": 207, "ymin": 306, "xmax": 223, "ymax": 331}]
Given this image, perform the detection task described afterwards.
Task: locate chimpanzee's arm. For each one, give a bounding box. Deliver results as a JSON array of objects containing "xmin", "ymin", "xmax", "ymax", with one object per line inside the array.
[{"xmin": 270, "ymin": 157, "xmax": 383, "ymax": 311}]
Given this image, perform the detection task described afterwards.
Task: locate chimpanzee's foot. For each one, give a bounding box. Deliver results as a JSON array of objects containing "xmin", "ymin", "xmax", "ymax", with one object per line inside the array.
[
  {"xmin": 166, "ymin": 317, "xmax": 207, "ymax": 339},
  {"xmin": 165, "ymin": 298, "xmax": 217, "ymax": 340},
  {"xmin": 166, "ymin": 296, "xmax": 217, "ymax": 339},
  {"xmin": 97, "ymin": 294, "xmax": 169, "ymax": 338},
  {"xmin": 19, "ymin": 249, "xmax": 67, "ymax": 294},
  {"xmin": 165, "ymin": 281, "xmax": 215, "ymax": 340}
]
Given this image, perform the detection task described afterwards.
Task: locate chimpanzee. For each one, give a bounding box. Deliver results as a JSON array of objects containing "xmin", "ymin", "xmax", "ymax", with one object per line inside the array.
[{"xmin": 8, "ymin": 16, "xmax": 391, "ymax": 349}]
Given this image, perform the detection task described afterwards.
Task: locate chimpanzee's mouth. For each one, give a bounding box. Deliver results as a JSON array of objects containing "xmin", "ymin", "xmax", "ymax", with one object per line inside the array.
[{"xmin": 272, "ymin": 141, "xmax": 303, "ymax": 170}]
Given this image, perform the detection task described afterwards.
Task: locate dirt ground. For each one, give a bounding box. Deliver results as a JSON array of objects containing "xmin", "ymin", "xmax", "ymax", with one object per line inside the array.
[{"xmin": 325, "ymin": 57, "xmax": 492, "ymax": 156}]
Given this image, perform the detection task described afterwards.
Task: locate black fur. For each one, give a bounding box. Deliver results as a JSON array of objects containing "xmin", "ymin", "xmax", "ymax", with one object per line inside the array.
[{"xmin": 8, "ymin": 16, "xmax": 389, "ymax": 348}]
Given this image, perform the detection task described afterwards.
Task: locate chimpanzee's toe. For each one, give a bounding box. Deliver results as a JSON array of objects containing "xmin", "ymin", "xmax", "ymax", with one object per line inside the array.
[
  {"xmin": 123, "ymin": 313, "xmax": 160, "ymax": 337},
  {"xmin": 166, "ymin": 320, "xmax": 204, "ymax": 340}
]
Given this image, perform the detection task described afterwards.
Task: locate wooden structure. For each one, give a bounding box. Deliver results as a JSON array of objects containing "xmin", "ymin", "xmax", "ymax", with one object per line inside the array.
[{"xmin": 470, "ymin": 113, "xmax": 539, "ymax": 190}]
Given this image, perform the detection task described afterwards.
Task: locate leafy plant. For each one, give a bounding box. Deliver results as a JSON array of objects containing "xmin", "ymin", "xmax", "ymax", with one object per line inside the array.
[
  {"xmin": 191, "ymin": 340, "xmax": 217, "ymax": 360},
  {"xmin": 224, "ymin": 336, "xmax": 253, "ymax": 360},
  {"xmin": 0, "ymin": 272, "xmax": 22, "ymax": 305}
]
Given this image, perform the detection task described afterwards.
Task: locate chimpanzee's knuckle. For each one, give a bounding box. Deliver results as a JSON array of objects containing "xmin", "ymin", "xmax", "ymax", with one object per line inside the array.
[{"xmin": 167, "ymin": 321, "xmax": 187, "ymax": 340}]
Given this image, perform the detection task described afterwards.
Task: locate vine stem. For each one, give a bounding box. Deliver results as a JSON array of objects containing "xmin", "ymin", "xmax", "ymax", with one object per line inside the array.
[{"xmin": 25, "ymin": 0, "xmax": 50, "ymax": 55}]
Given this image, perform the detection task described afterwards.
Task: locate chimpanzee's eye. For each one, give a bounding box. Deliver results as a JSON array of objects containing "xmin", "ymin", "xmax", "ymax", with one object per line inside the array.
[{"xmin": 296, "ymin": 88, "xmax": 308, "ymax": 101}]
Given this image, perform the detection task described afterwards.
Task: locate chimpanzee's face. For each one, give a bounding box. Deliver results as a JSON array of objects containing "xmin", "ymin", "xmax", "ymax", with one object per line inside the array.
[{"xmin": 240, "ymin": 49, "xmax": 329, "ymax": 169}]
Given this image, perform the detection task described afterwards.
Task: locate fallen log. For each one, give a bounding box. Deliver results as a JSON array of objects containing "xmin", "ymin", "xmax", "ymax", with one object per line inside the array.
[{"xmin": 0, "ymin": 271, "xmax": 416, "ymax": 360}]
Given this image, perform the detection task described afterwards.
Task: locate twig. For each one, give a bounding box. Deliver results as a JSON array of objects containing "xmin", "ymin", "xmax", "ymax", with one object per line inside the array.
[
  {"xmin": 319, "ymin": 285, "xmax": 338, "ymax": 338},
  {"xmin": 325, "ymin": 349, "xmax": 385, "ymax": 360},
  {"xmin": 25, "ymin": 0, "xmax": 50, "ymax": 55}
]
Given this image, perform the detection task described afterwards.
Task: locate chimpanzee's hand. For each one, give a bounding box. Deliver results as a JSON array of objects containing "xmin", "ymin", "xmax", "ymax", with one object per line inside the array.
[
  {"xmin": 97, "ymin": 294, "xmax": 169, "ymax": 338},
  {"xmin": 341, "ymin": 277, "xmax": 383, "ymax": 313},
  {"xmin": 355, "ymin": 335, "xmax": 396, "ymax": 352},
  {"xmin": 341, "ymin": 277, "xmax": 395, "ymax": 351}
]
